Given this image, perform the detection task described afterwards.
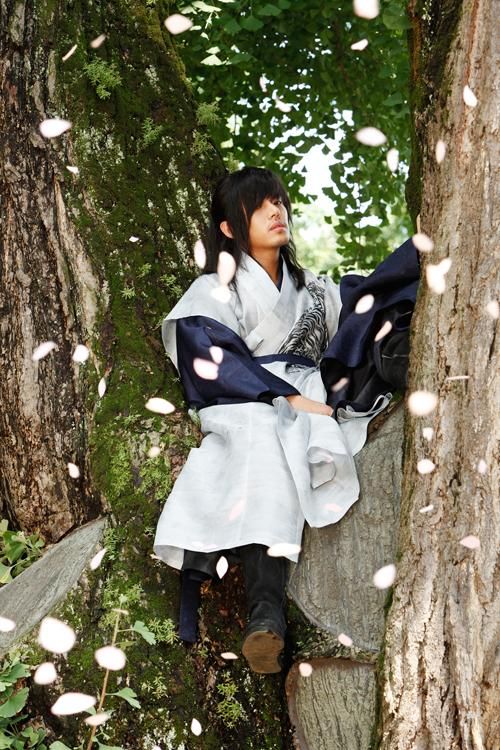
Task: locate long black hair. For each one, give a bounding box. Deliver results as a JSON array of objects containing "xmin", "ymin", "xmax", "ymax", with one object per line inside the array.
[{"xmin": 203, "ymin": 166, "xmax": 305, "ymax": 288}]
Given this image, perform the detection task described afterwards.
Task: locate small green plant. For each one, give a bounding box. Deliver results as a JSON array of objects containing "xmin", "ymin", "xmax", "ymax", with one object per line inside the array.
[
  {"xmin": 141, "ymin": 118, "xmax": 163, "ymax": 148},
  {"xmin": 215, "ymin": 675, "xmax": 247, "ymax": 728},
  {"xmin": 147, "ymin": 617, "xmax": 178, "ymax": 646},
  {"xmin": 191, "ymin": 131, "xmax": 212, "ymax": 158},
  {"xmin": 137, "ymin": 263, "xmax": 152, "ymax": 278},
  {"xmin": 0, "ymin": 657, "xmax": 48, "ymax": 749},
  {"xmin": 0, "ymin": 520, "xmax": 45, "ymax": 585},
  {"xmin": 120, "ymin": 285, "xmax": 136, "ymax": 299},
  {"xmin": 158, "ymin": 274, "xmax": 183, "ymax": 298},
  {"xmin": 84, "ymin": 59, "xmax": 122, "ymax": 100},
  {"xmin": 196, "ymin": 101, "xmax": 220, "ymax": 128}
]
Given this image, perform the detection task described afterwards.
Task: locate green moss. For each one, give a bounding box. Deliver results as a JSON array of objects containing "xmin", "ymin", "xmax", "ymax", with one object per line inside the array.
[
  {"xmin": 215, "ymin": 675, "xmax": 247, "ymax": 728},
  {"xmin": 84, "ymin": 59, "xmax": 122, "ymax": 100}
]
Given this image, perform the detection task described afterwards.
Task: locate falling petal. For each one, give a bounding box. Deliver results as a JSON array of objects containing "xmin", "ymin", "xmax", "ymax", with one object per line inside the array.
[
  {"xmin": 90, "ymin": 548, "xmax": 106, "ymax": 570},
  {"xmin": 299, "ymin": 662, "xmax": 313, "ymax": 677},
  {"xmin": 338, "ymin": 633, "xmax": 353, "ymax": 647},
  {"xmin": 221, "ymin": 652, "xmax": 238, "ymax": 660},
  {"xmin": 355, "ymin": 294, "xmax": 374, "ymax": 314},
  {"xmin": 67, "ymin": 462, "xmax": 80, "ymax": 479},
  {"xmin": 90, "ymin": 34, "xmax": 106, "ymax": 49},
  {"xmin": 129, "ymin": 236, "xmax": 139, "ymax": 243},
  {"xmin": 274, "ymin": 97, "xmax": 292, "ymax": 113},
  {"xmin": 97, "ymin": 377, "xmax": 106, "ymax": 398},
  {"xmin": 95, "ymin": 645, "xmax": 126, "ymax": 670},
  {"xmin": 422, "ymin": 427, "xmax": 434, "ymax": 441},
  {"xmin": 51, "ymin": 692, "xmax": 96, "ymax": 716},
  {"xmin": 267, "ymin": 543, "xmax": 301, "ymax": 557},
  {"xmin": 84, "ymin": 712, "xmax": 110, "ymax": 727},
  {"xmin": 216, "ymin": 556, "xmax": 229, "ymax": 579},
  {"xmin": 38, "ymin": 617, "xmax": 76, "ymax": 654},
  {"xmin": 145, "ymin": 397, "xmax": 175, "ymax": 415},
  {"xmin": 374, "ymin": 320, "xmax": 393, "ymax": 342},
  {"xmin": 190, "ymin": 718, "xmax": 202, "ymax": 736},
  {"xmin": 34, "ymin": 662, "xmax": 57, "ymax": 685},
  {"xmin": 386, "ymin": 148, "xmax": 399, "ymax": 172},
  {"xmin": 355, "ymin": 127, "xmax": 386, "ymax": 146},
  {"xmin": 350, "ymin": 38, "xmax": 369, "ymax": 50},
  {"xmin": 259, "ymin": 75, "xmax": 267, "ymax": 92},
  {"xmin": 66, "ymin": 165, "xmax": 79, "ymax": 174},
  {"xmin": 0, "ymin": 616, "xmax": 16, "ymax": 632},
  {"xmin": 39, "ymin": 119, "xmax": 72, "ymax": 138},
  {"xmin": 72, "ymin": 344, "xmax": 90, "ymax": 363},
  {"xmin": 426, "ymin": 258, "xmax": 451, "ymax": 294},
  {"xmin": 419, "ymin": 504, "xmax": 434, "ymax": 513},
  {"xmin": 325, "ymin": 502, "xmax": 343, "ymax": 513},
  {"xmin": 408, "ymin": 391, "xmax": 438, "ymax": 416},
  {"xmin": 477, "ymin": 459, "xmax": 487, "ymax": 474},
  {"xmin": 373, "ymin": 563, "xmax": 396, "ymax": 589},
  {"xmin": 353, "ymin": 0, "xmax": 379, "ymax": 19},
  {"xmin": 32, "ymin": 341, "xmax": 57, "ymax": 361},
  {"xmin": 445, "ymin": 375, "xmax": 469, "ymax": 381},
  {"xmin": 435, "ymin": 139, "xmax": 446, "ymax": 163},
  {"xmin": 417, "ymin": 458, "xmax": 435, "ymax": 474},
  {"xmin": 228, "ymin": 499, "xmax": 245, "ymax": 521},
  {"xmin": 194, "ymin": 239, "xmax": 206, "ymax": 269},
  {"xmin": 62, "ymin": 44, "xmax": 77, "ymax": 62},
  {"xmin": 148, "ymin": 446, "xmax": 161, "ymax": 458},
  {"xmin": 459, "ymin": 535, "xmax": 480, "ymax": 549},
  {"xmin": 463, "ymin": 85, "xmax": 478, "ymax": 107},
  {"xmin": 412, "ymin": 232, "xmax": 434, "ymax": 253},
  {"xmin": 486, "ymin": 300, "xmax": 499, "ymax": 319},
  {"xmin": 165, "ymin": 13, "xmax": 193, "ymax": 34},
  {"xmin": 217, "ymin": 251, "xmax": 236, "ymax": 285},
  {"xmin": 209, "ymin": 346, "xmax": 224, "ymax": 364},
  {"xmin": 211, "ymin": 285, "xmax": 231, "ymax": 303},
  {"xmin": 193, "ymin": 358, "xmax": 219, "ymax": 380},
  {"xmin": 331, "ymin": 376, "xmax": 349, "ymax": 392}
]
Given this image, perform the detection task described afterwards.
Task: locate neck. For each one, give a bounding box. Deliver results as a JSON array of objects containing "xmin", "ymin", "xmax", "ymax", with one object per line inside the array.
[{"xmin": 250, "ymin": 248, "xmax": 281, "ymax": 283}]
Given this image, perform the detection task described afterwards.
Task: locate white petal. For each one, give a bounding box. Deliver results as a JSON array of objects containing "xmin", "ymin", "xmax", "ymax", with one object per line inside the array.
[
  {"xmin": 90, "ymin": 34, "xmax": 106, "ymax": 49},
  {"xmin": 210, "ymin": 285, "xmax": 231, "ymax": 303},
  {"xmin": 422, "ymin": 427, "xmax": 434, "ymax": 441},
  {"xmin": 386, "ymin": 148, "xmax": 399, "ymax": 172},
  {"xmin": 337, "ymin": 632, "xmax": 353, "ymax": 647},
  {"xmin": 355, "ymin": 294, "xmax": 374, "ymax": 314},
  {"xmin": 98, "ymin": 377, "xmax": 106, "ymax": 398},
  {"xmin": 90, "ymin": 548, "xmax": 106, "ymax": 570},
  {"xmin": 486, "ymin": 300, "xmax": 499, "ymax": 319},
  {"xmin": 463, "ymin": 85, "xmax": 478, "ymax": 107},
  {"xmin": 408, "ymin": 390, "xmax": 438, "ymax": 416},
  {"xmin": 145, "ymin": 397, "xmax": 175, "ymax": 414},
  {"xmin": 435, "ymin": 139, "xmax": 446, "ymax": 164},
  {"xmin": 51, "ymin": 692, "xmax": 96, "ymax": 716},
  {"xmin": 274, "ymin": 97, "xmax": 292, "ymax": 113},
  {"xmin": 209, "ymin": 346, "xmax": 224, "ymax": 364},
  {"xmin": 298, "ymin": 662, "xmax": 313, "ymax": 677},
  {"xmin": 72, "ymin": 344, "xmax": 90, "ymax": 363},
  {"xmin": 353, "ymin": 0, "xmax": 379, "ymax": 19},
  {"xmin": 445, "ymin": 375, "xmax": 469, "ymax": 381},
  {"xmin": 216, "ymin": 556, "xmax": 229, "ymax": 579},
  {"xmin": 95, "ymin": 645, "xmax": 126, "ymax": 670},
  {"xmin": 221, "ymin": 652, "xmax": 238, "ymax": 660},
  {"xmin": 39, "ymin": 119, "xmax": 72, "ymax": 138},
  {"xmin": 355, "ymin": 127, "xmax": 386, "ymax": 146},
  {"xmin": 325, "ymin": 502, "xmax": 343, "ymax": 513},
  {"xmin": 412, "ymin": 232, "xmax": 434, "ymax": 253},
  {"xmin": 459, "ymin": 535, "xmax": 480, "ymax": 549},
  {"xmin": 190, "ymin": 718, "xmax": 202, "ymax": 736},
  {"xmin": 194, "ymin": 239, "xmax": 206, "ymax": 269},
  {"xmin": 350, "ymin": 38, "xmax": 369, "ymax": 51},
  {"xmin": 259, "ymin": 75, "xmax": 268, "ymax": 92},
  {"xmin": 477, "ymin": 459, "xmax": 487, "ymax": 474},
  {"xmin": 331, "ymin": 376, "xmax": 349, "ymax": 392},
  {"xmin": 34, "ymin": 662, "xmax": 57, "ymax": 685},
  {"xmin": 217, "ymin": 251, "xmax": 236, "ymax": 285},
  {"xmin": 419, "ymin": 504, "xmax": 434, "ymax": 514},
  {"xmin": 417, "ymin": 458, "xmax": 435, "ymax": 474},
  {"xmin": 267, "ymin": 543, "xmax": 301, "ymax": 558},
  {"xmin": 84, "ymin": 712, "xmax": 110, "ymax": 726},
  {"xmin": 148, "ymin": 446, "xmax": 161, "ymax": 458},
  {"xmin": 228, "ymin": 499, "xmax": 245, "ymax": 521},
  {"xmin": 374, "ymin": 320, "xmax": 393, "ymax": 342},
  {"xmin": 129, "ymin": 235, "xmax": 139, "ymax": 243},
  {"xmin": 66, "ymin": 165, "xmax": 79, "ymax": 174},
  {"xmin": 426, "ymin": 258, "xmax": 451, "ymax": 294},
  {"xmin": 0, "ymin": 616, "xmax": 16, "ymax": 632},
  {"xmin": 165, "ymin": 13, "xmax": 193, "ymax": 34},
  {"xmin": 193, "ymin": 358, "xmax": 219, "ymax": 380},
  {"xmin": 62, "ymin": 44, "xmax": 77, "ymax": 62},
  {"xmin": 32, "ymin": 341, "xmax": 57, "ymax": 361},
  {"xmin": 373, "ymin": 563, "xmax": 396, "ymax": 589},
  {"xmin": 38, "ymin": 617, "xmax": 76, "ymax": 654},
  {"xmin": 67, "ymin": 462, "xmax": 80, "ymax": 478}
]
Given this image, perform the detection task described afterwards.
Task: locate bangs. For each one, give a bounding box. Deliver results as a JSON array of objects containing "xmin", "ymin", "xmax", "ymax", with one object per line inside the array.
[{"xmin": 232, "ymin": 168, "xmax": 292, "ymax": 226}]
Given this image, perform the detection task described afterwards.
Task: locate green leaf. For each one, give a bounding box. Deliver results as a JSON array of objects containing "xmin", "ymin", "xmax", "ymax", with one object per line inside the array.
[
  {"xmin": 201, "ymin": 54, "xmax": 224, "ymax": 65},
  {"xmin": 382, "ymin": 8, "xmax": 411, "ymax": 31},
  {"xmin": 3, "ymin": 663, "xmax": 30, "ymax": 684},
  {"xmin": 224, "ymin": 18, "xmax": 241, "ymax": 34},
  {"xmin": 132, "ymin": 620, "xmax": 156, "ymax": 645},
  {"xmin": 109, "ymin": 688, "xmax": 141, "ymax": 709},
  {"xmin": 49, "ymin": 743, "xmax": 73, "ymax": 750},
  {"xmin": 278, "ymin": 0, "xmax": 291, "ymax": 7},
  {"xmin": 0, "ymin": 735, "xmax": 13, "ymax": 749},
  {"xmin": 239, "ymin": 15, "xmax": 264, "ymax": 31},
  {"xmin": 0, "ymin": 687, "xmax": 29, "ymax": 718},
  {"xmin": 0, "ymin": 562, "xmax": 13, "ymax": 584},
  {"xmin": 256, "ymin": 3, "xmax": 282, "ymax": 16},
  {"xmin": 192, "ymin": 1, "xmax": 220, "ymax": 11}
]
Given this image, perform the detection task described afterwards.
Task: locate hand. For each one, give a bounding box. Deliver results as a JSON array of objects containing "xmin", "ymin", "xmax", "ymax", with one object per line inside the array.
[{"xmin": 286, "ymin": 394, "xmax": 333, "ymax": 417}]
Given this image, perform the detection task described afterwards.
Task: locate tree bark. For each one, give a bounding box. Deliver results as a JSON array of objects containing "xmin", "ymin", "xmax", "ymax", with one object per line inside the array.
[{"xmin": 380, "ymin": 1, "xmax": 499, "ymax": 748}]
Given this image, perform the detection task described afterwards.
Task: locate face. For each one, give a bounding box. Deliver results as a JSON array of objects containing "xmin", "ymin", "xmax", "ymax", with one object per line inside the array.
[{"xmin": 247, "ymin": 197, "xmax": 290, "ymax": 254}]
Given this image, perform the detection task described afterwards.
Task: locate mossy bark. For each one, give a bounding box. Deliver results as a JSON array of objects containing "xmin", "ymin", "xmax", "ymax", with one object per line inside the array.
[{"xmin": 0, "ymin": 2, "xmax": 295, "ymax": 747}]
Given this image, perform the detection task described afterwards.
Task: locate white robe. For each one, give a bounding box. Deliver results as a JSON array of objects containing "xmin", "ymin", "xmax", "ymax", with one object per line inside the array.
[{"xmin": 154, "ymin": 255, "xmax": 389, "ymax": 566}]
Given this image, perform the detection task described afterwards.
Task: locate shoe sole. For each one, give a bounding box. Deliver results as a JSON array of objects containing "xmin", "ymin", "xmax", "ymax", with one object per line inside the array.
[{"xmin": 242, "ymin": 630, "xmax": 284, "ymax": 674}]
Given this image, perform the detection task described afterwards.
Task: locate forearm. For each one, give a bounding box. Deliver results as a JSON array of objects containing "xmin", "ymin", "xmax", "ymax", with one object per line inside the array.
[{"xmin": 286, "ymin": 394, "xmax": 333, "ymax": 417}]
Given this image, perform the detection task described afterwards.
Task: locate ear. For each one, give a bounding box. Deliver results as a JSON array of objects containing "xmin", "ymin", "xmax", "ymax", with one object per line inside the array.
[{"xmin": 220, "ymin": 220, "xmax": 234, "ymax": 239}]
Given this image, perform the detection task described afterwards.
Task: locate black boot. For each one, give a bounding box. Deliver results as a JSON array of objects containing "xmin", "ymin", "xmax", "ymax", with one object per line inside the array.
[{"xmin": 239, "ymin": 544, "xmax": 288, "ymax": 674}]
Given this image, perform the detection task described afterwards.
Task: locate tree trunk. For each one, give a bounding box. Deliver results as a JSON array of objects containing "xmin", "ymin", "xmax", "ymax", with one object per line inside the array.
[{"xmin": 380, "ymin": 1, "xmax": 499, "ymax": 748}]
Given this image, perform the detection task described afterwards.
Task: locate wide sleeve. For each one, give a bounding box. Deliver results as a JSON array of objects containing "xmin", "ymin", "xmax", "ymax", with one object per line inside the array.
[{"xmin": 176, "ymin": 315, "xmax": 300, "ymax": 409}]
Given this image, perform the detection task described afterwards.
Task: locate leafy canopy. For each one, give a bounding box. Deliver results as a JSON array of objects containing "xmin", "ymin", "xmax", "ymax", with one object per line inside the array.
[{"xmin": 174, "ymin": 0, "xmax": 412, "ymax": 272}]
